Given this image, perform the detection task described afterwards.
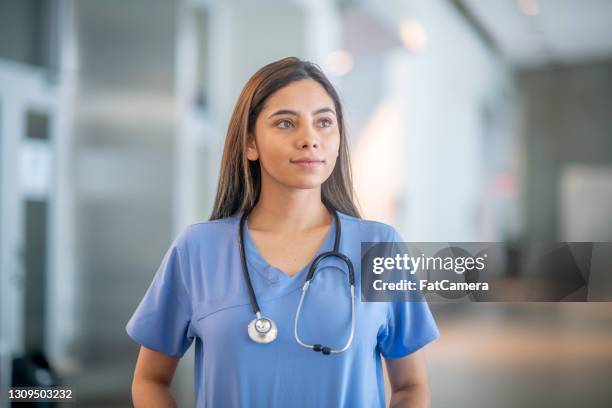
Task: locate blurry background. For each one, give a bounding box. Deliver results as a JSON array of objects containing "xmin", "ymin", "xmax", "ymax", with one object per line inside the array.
[{"xmin": 0, "ymin": 0, "xmax": 611, "ymax": 406}]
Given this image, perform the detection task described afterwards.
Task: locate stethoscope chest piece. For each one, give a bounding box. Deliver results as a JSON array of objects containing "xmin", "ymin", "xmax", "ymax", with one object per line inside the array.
[{"xmin": 248, "ymin": 315, "xmax": 278, "ymax": 344}]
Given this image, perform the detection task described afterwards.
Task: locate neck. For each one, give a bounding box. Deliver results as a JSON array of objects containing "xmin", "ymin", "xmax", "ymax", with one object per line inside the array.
[{"xmin": 247, "ymin": 188, "xmax": 331, "ymax": 234}]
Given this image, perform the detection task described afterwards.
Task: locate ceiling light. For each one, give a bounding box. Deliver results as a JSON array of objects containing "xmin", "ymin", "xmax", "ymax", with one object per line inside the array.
[
  {"xmin": 399, "ymin": 19, "xmax": 428, "ymax": 52},
  {"xmin": 325, "ymin": 50, "xmax": 354, "ymax": 77}
]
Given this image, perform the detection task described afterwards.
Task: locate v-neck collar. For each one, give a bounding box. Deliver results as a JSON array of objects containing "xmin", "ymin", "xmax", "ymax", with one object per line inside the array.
[{"xmin": 236, "ymin": 210, "xmax": 337, "ymax": 287}]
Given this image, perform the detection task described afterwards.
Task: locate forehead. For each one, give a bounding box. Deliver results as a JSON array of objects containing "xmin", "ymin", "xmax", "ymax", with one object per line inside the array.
[{"xmin": 261, "ymin": 79, "xmax": 335, "ymax": 113}]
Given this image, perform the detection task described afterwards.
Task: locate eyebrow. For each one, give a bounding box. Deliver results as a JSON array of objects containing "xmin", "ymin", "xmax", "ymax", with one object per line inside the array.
[{"xmin": 267, "ymin": 107, "xmax": 336, "ymax": 119}]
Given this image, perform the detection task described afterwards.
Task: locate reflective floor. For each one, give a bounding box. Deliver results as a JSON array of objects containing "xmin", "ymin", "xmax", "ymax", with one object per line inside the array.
[{"xmin": 426, "ymin": 303, "xmax": 612, "ymax": 408}]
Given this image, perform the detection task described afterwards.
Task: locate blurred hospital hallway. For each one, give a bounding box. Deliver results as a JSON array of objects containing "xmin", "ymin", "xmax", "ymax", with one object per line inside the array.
[{"xmin": 1, "ymin": 0, "xmax": 612, "ymax": 406}]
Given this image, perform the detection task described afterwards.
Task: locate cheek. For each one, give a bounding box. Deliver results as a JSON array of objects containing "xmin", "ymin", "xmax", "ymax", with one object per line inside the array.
[
  {"xmin": 256, "ymin": 136, "xmax": 290, "ymax": 169},
  {"xmin": 326, "ymin": 132, "xmax": 341, "ymax": 158}
]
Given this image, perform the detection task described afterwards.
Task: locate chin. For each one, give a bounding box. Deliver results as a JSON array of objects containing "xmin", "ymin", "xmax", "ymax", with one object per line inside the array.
[{"xmin": 286, "ymin": 177, "xmax": 326, "ymax": 190}]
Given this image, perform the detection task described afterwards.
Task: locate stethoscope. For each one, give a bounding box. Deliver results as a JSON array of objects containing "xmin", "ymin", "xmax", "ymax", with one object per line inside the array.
[{"xmin": 238, "ymin": 203, "xmax": 356, "ymax": 355}]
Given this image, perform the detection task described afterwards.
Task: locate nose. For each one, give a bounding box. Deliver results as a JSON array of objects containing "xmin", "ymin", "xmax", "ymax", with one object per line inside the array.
[{"xmin": 297, "ymin": 124, "xmax": 320, "ymax": 149}]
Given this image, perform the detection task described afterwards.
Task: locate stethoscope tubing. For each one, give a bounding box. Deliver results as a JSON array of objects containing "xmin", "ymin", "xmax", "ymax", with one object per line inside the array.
[{"xmin": 238, "ymin": 201, "xmax": 356, "ymax": 354}]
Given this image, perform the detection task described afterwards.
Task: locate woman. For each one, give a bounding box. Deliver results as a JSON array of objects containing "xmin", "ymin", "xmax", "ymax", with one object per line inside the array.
[{"xmin": 126, "ymin": 57, "xmax": 439, "ymax": 407}]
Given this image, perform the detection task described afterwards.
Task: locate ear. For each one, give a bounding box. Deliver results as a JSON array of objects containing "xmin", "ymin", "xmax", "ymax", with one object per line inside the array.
[{"xmin": 246, "ymin": 134, "xmax": 259, "ymax": 161}]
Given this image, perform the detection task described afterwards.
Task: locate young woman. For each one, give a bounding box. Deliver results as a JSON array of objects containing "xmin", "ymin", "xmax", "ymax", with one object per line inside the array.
[{"xmin": 126, "ymin": 57, "xmax": 439, "ymax": 407}]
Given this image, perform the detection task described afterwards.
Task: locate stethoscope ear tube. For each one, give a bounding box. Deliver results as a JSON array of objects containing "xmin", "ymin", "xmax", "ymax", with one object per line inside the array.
[
  {"xmin": 294, "ymin": 280, "xmax": 356, "ymax": 355},
  {"xmin": 305, "ymin": 251, "xmax": 355, "ymax": 286}
]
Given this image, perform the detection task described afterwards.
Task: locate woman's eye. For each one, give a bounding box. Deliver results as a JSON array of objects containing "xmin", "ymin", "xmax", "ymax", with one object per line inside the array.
[
  {"xmin": 276, "ymin": 119, "xmax": 294, "ymax": 129},
  {"xmin": 319, "ymin": 118, "xmax": 333, "ymax": 128}
]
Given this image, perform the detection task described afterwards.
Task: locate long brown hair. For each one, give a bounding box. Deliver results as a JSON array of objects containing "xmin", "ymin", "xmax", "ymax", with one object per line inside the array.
[{"xmin": 209, "ymin": 56, "xmax": 362, "ymax": 220}]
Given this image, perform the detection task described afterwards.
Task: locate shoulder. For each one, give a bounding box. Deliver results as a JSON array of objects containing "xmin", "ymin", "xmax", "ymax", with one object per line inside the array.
[
  {"xmin": 336, "ymin": 211, "xmax": 402, "ymax": 241},
  {"xmin": 171, "ymin": 215, "xmax": 238, "ymax": 252}
]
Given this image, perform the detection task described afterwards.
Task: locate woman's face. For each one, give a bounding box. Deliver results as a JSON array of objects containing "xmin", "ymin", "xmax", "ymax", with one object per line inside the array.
[{"xmin": 248, "ymin": 79, "xmax": 340, "ymax": 191}]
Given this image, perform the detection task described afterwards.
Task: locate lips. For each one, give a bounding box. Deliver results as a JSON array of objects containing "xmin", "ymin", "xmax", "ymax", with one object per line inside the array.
[
  {"xmin": 290, "ymin": 157, "xmax": 325, "ymax": 170},
  {"xmin": 291, "ymin": 158, "xmax": 325, "ymax": 163}
]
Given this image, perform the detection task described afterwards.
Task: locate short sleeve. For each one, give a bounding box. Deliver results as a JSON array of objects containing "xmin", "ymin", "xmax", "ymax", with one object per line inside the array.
[
  {"xmin": 377, "ymin": 227, "xmax": 440, "ymax": 359},
  {"xmin": 126, "ymin": 232, "xmax": 194, "ymax": 357}
]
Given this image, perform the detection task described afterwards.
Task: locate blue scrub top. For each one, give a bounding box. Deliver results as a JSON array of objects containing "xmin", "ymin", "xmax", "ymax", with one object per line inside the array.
[{"xmin": 126, "ymin": 210, "xmax": 439, "ymax": 407}]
